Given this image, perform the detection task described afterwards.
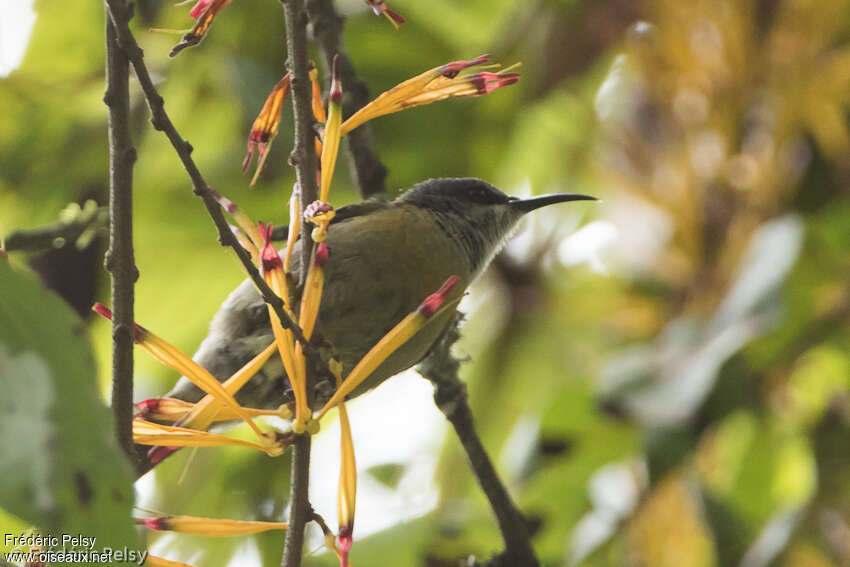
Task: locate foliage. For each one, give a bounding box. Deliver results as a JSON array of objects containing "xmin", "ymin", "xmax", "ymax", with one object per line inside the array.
[{"xmin": 0, "ymin": 262, "xmax": 139, "ymax": 558}]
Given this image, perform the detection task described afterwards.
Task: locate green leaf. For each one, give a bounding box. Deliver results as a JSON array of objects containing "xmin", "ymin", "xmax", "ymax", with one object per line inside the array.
[
  {"xmin": 0, "ymin": 261, "xmax": 139, "ymax": 559},
  {"xmin": 366, "ymin": 463, "xmax": 406, "ymax": 489}
]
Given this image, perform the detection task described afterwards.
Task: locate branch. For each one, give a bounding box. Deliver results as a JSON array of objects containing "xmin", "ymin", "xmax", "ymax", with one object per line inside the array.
[
  {"xmin": 306, "ymin": 0, "xmax": 388, "ymax": 199},
  {"xmin": 282, "ymin": 434, "xmax": 312, "ymax": 567},
  {"xmin": 284, "ymin": 0, "xmax": 319, "ymax": 286},
  {"xmin": 418, "ymin": 319, "xmax": 540, "ymax": 567},
  {"xmin": 4, "ymin": 203, "xmax": 281, "ymax": 255},
  {"xmin": 102, "ymin": 0, "xmax": 313, "ymax": 355},
  {"xmin": 104, "ymin": 0, "xmax": 331, "ymax": 477},
  {"xmin": 3, "ymin": 205, "xmax": 108, "ymax": 253},
  {"xmin": 104, "ymin": 0, "xmax": 139, "ymax": 468},
  {"xmin": 281, "ymin": 1, "xmax": 317, "ymax": 565}
]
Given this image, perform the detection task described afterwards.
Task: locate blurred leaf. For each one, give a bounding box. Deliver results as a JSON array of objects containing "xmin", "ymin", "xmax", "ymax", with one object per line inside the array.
[
  {"xmin": 781, "ymin": 544, "xmax": 838, "ymax": 567},
  {"xmin": 365, "ymin": 463, "xmax": 406, "ymax": 489},
  {"xmin": 786, "ymin": 345, "xmax": 850, "ymax": 427},
  {"xmin": 628, "ymin": 470, "xmax": 717, "ymax": 567},
  {"xmin": 0, "ymin": 261, "xmax": 139, "ymax": 554},
  {"xmin": 697, "ymin": 411, "xmax": 815, "ymax": 533}
]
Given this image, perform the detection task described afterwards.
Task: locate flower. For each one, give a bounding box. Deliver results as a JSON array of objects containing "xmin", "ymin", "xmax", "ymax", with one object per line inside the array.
[
  {"xmin": 314, "ymin": 275, "xmax": 462, "ymax": 421},
  {"xmin": 363, "ymin": 0, "xmax": 404, "ymax": 29},
  {"xmin": 320, "ymin": 55, "xmax": 344, "ymax": 202},
  {"xmin": 132, "ymin": 420, "xmax": 288, "ymax": 457},
  {"xmin": 242, "ymin": 74, "xmax": 292, "ymax": 186},
  {"xmin": 137, "ymin": 515, "xmax": 288, "ymax": 536},
  {"xmin": 92, "ymin": 303, "xmax": 271, "ymax": 444},
  {"xmin": 304, "ymin": 200, "xmax": 336, "ymax": 242},
  {"xmin": 169, "ymin": 0, "xmax": 232, "ymax": 57},
  {"xmin": 340, "ymin": 55, "xmax": 519, "ymax": 135}
]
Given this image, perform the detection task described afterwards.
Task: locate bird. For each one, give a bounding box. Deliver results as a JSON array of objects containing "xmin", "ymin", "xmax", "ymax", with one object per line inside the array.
[{"xmin": 166, "ymin": 178, "xmax": 595, "ymax": 409}]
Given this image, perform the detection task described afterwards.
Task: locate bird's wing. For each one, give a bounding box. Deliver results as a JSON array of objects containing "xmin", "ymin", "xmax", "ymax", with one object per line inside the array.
[{"xmin": 329, "ymin": 195, "xmax": 392, "ymax": 224}]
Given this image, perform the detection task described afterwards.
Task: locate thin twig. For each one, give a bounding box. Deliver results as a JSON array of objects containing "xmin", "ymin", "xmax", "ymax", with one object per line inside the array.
[
  {"xmin": 4, "ymin": 205, "xmax": 108, "ymax": 253},
  {"xmin": 281, "ymin": 1, "xmax": 317, "ymax": 565},
  {"xmin": 283, "ymin": 0, "xmax": 319, "ymax": 286},
  {"xmin": 306, "ymin": 0, "xmax": 388, "ymax": 198},
  {"xmin": 104, "ymin": 0, "xmax": 139, "ymax": 468},
  {"xmin": 419, "ymin": 318, "xmax": 540, "ymax": 567},
  {"xmin": 103, "ymin": 0, "xmax": 313, "ymax": 354}
]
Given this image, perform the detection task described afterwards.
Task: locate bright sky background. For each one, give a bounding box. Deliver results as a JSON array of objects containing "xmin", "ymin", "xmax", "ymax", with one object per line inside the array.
[{"xmin": 0, "ymin": 0, "xmax": 36, "ymax": 77}]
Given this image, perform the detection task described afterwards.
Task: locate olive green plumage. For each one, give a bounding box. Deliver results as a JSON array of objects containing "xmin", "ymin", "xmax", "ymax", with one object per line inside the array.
[{"xmin": 167, "ymin": 178, "xmax": 594, "ymax": 408}]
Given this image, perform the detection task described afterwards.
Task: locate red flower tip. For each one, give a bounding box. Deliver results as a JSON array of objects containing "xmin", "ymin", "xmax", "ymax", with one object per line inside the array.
[
  {"xmin": 208, "ymin": 187, "xmax": 238, "ymax": 214},
  {"xmin": 188, "ymin": 0, "xmax": 212, "ymax": 18},
  {"xmin": 136, "ymin": 517, "xmax": 170, "ymax": 531},
  {"xmin": 241, "ymin": 145, "xmax": 255, "ymax": 173},
  {"xmin": 134, "ymin": 398, "xmax": 161, "ymax": 417},
  {"xmin": 385, "ymin": 8, "xmax": 404, "ymax": 24},
  {"xmin": 93, "ymin": 302, "xmax": 148, "ymax": 342},
  {"xmin": 468, "ymin": 72, "xmax": 520, "ymax": 95},
  {"xmin": 330, "ymin": 54, "xmax": 343, "ymax": 103},
  {"xmin": 261, "ymin": 223, "xmax": 283, "ymax": 272},
  {"xmin": 314, "ymin": 242, "xmax": 330, "ymax": 267},
  {"xmin": 148, "ymin": 445, "xmax": 180, "ymax": 464},
  {"xmin": 338, "ymin": 525, "xmax": 353, "ymax": 567},
  {"xmin": 304, "ymin": 200, "xmax": 334, "ymax": 221},
  {"xmin": 92, "ymin": 302, "xmax": 113, "ymax": 321},
  {"xmin": 418, "ymin": 275, "xmax": 460, "ymax": 318},
  {"xmin": 440, "ymin": 54, "xmax": 490, "ymax": 78}
]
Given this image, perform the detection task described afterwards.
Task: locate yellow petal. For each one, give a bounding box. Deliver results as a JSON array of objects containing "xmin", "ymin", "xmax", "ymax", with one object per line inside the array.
[
  {"xmin": 147, "ymin": 555, "xmax": 198, "ymax": 567},
  {"xmin": 133, "ymin": 420, "xmax": 285, "ymax": 456},
  {"xmin": 181, "ymin": 341, "xmax": 278, "ymax": 428},
  {"xmin": 137, "ymin": 330, "xmax": 267, "ymax": 440},
  {"xmin": 284, "ymin": 185, "xmax": 302, "ymax": 273},
  {"xmin": 320, "ymin": 55, "xmax": 344, "ymax": 203},
  {"xmin": 139, "ymin": 515, "xmax": 287, "ymax": 536},
  {"xmin": 315, "ymin": 287, "xmax": 462, "ymax": 421}
]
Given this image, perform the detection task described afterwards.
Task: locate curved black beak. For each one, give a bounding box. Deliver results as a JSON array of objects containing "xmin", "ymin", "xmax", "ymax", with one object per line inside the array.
[{"xmin": 507, "ymin": 193, "xmax": 597, "ymax": 213}]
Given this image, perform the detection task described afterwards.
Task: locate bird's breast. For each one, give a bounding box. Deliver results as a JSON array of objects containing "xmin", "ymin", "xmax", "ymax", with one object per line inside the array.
[{"xmin": 311, "ymin": 206, "xmax": 470, "ymax": 385}]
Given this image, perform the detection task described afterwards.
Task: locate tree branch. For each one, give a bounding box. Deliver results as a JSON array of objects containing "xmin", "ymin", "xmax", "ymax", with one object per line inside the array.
[
  {"xmin": 4, "ymin": 205, "xmax": 108, "ymax": 253},
  {"xmin": 103, "ymin": 0, "xmax": 313, "ymax": 355},
  {"xmin": 281, "ymin": 1, "xmax": 317, "ymax": 565},
  {"xmin": 282, "ymin": 434, "xmax": 312, "ymax": 567},
  {"xmin": 306, "ymin": 0, "xmax": 388, "ymax": 198},
  {"xmin": 419, "ymin": 319, "xmax": 540, "ymax": 567},
  {"xmin": 104, "ymin": 0, "xmax": 331, "ymax": 478},
  {"xmin": 104, "ymin": 0, "xmax": 139, "ymax": 468}
]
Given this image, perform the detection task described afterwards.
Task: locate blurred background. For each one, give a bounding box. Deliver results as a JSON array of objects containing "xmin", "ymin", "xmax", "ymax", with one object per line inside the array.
[{"xmin": 3, "ymin": 0, "xmax": 850, "ymax": 565}]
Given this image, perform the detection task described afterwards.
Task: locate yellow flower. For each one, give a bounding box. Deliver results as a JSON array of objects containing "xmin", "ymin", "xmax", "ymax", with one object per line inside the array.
[
  {"xmin": 340, "ymin": 55, "xmax": 518, "ymax": 135},
  {"xmin": 169, "ymin": 0, "xmax": 233, "ymax": 57},
  {"xmin": 137, "ymin": 515, "xmax": 287, "ymax": 536},
  {"xmin": 314, "ymin": 275, "xmax": 462, "ymax": 422},
  {"xmin": 320, "ymin": 55, "xmax": 344, "ymax": 203},
  {"xmin": 242, "ymin": 74, "xmax": 292, "ymax": 186}
]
